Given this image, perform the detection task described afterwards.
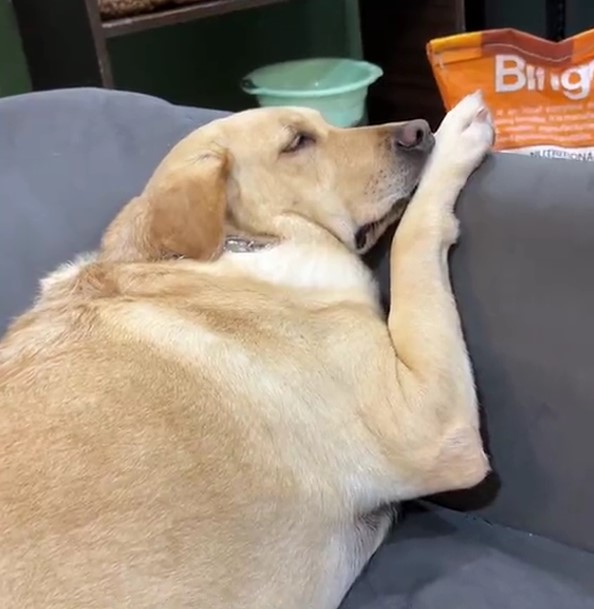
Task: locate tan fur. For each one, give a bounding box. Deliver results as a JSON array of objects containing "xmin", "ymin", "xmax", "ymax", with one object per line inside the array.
[{"xmin": 0, "ymin": 95, "xmax": 492, "ymax": 609}]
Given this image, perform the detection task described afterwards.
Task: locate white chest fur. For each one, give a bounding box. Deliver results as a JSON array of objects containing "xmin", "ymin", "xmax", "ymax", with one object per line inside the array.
[{"xmin": 221, "ymin": 242, "xmax": 380, "ymax": 306}]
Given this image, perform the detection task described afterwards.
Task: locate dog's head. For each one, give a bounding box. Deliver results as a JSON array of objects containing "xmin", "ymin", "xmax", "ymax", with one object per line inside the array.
[{"xmin": 101, "ymin": 107, "xmax": 433, "ymax": 261}]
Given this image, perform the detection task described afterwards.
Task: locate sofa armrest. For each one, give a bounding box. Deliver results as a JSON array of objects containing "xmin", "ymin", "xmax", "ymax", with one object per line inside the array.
[{"xmin": 369, "ymin": 153, "xmax": 594, "ymax": 552}]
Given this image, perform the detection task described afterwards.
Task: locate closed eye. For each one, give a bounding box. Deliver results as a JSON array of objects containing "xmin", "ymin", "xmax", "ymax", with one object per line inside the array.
[{"xmin": 282, "ymin": 132, "xmax": 316, "ymax": 154}]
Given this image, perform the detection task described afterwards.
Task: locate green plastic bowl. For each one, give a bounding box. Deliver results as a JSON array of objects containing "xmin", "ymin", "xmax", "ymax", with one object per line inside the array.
[{"xmin": 241, "ymin": 58, "xmax": 383, "ymax": 128}]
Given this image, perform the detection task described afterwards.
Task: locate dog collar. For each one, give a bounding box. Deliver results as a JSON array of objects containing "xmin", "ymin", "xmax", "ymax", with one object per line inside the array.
[{"xmin": 223, "ymin": 236, "xmax": 273, "ymax": 253}]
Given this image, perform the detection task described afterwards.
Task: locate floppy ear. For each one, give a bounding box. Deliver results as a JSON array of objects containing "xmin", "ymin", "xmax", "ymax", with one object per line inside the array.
[{"xmin": 101, "ymin": 153, "xmax": 228, "ymax": 262}]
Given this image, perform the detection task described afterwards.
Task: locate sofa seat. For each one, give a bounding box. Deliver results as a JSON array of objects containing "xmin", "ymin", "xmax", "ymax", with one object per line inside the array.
[{"xmin": 342, "ymin": 506, "xmax": 594, "ymax": 609}]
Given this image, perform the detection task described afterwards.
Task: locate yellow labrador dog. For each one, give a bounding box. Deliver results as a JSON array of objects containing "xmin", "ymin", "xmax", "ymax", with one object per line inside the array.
[{"xmin": 0, "ymin": 92, "xmax": 492, "ymax": 609}]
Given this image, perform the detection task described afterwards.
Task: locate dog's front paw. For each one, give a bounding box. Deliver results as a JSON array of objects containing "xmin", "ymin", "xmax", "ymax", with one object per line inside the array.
[{"xmin": 431, "ymin": 91, "xmax": 494, "ymax": 181}]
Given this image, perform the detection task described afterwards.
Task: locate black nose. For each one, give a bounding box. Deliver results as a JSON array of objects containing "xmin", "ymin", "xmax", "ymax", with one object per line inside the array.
[{"xmin": 394, "ymin": 119, "xmax": 434, "ymax": 152}]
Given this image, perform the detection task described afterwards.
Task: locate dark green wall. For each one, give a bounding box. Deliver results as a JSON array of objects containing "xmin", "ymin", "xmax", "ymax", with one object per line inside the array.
[
  {"xmin": 484, "ymin": 0, "xmax": 548, "ymax": 37},
  {"xmin": 109, "ymin": 0, "xmax": 362, "ymax": 110},
  {"xmin": 483, "ymin": 0, "xmax": 594, "ymax": 40},
  {"xmin": 0, "ymin": 0, "xmax": 31, "ymax": 96},
  {"xmin": 566, "ymin": 0, "xmax": 594, "ymax": 36}
]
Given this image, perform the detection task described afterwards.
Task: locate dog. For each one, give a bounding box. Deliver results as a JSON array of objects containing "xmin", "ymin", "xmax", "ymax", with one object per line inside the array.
[{"xmin": 0, "ymin": 92, "xmax": 492, "ymax": 609}]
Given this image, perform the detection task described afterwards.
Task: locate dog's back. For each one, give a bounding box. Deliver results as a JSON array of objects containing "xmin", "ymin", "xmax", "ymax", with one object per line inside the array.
[{"xmin": 0, "ymin": 246, "xmax": 392, "ymax": 608}]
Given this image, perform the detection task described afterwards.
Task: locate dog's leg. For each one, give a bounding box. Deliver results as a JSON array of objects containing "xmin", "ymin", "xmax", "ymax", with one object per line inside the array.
[
  {"xmin": 354, "ymin": 504, "xmax": 398, "ymax": 563},
  {"xmin": 325, "ymin": 505, "xmax": 397, "ymax": 608},
  {"xmin": 382, "ymin": 93, "xmax": 493, "ymax": 497}
]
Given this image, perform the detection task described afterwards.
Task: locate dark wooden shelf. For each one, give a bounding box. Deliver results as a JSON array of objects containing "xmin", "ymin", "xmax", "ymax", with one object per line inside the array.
[
  {"xmin": 103, "ymin": 0, "xmax": 292, "ymax": 38},
  {"xmin": 13, "ymin": 0, "xmax": 297, "ymax": 91}
]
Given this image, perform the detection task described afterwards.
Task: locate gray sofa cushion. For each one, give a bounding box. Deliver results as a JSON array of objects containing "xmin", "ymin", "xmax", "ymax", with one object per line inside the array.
[
  {"xmin": 0, "ymin": 88, "xmax": 227, "ymax": 331},
  {"xmin": 451, "ymin": 154, "xmax": 594, "ymax": 552}
]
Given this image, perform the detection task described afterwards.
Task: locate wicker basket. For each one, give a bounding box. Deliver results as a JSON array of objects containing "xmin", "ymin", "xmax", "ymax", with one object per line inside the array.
[{"xmin": 98, "ymin": 0, "xmax": 173, "ymax": 19}]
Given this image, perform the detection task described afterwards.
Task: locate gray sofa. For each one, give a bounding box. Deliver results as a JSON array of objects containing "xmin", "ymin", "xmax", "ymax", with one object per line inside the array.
[{"xmin": 1, "ymin": 88, "xmax": 593, "ymax": 608}]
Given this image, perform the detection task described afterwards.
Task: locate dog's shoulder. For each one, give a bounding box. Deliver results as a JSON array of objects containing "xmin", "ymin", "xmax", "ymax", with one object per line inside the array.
[
  {"xmin": 0, "ymin": 253, "xmax": 111, "ymax": 372},
  {"xmin": 1, "ymin": 242, "xmax": 381, "ymax": 381}
]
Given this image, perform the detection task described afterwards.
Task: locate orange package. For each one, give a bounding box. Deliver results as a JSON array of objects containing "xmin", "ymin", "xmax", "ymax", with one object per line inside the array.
[{"xmin": 427, "ymin": 28, "xmax": 594, "ymax": 161}]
